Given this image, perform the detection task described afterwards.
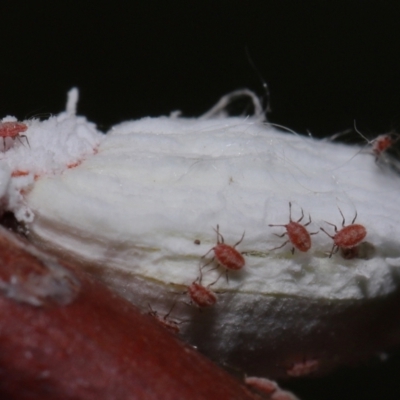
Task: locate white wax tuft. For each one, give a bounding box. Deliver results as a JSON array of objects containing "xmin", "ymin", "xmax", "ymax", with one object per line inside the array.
[
  {"xmin": 0, "ymin": 89, "xmax": 103, "ymax": 222},
  {"xmin": 3, "ymin": 88, "xmax": 400, "ymax": 377}
]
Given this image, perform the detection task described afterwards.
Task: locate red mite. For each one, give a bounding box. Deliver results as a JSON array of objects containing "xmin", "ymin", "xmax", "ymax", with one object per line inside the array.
[
  {"xmin": 370, "ymin": 133, "xmax": 400, "ymax": 162},
  {"xmin": 202, "ymin": 225, "xmax": 245, "ymax": 273},
  {"xmin": 269, "ymin": 202, "xmax": 317, "ymax": 254},
  {"xmin": 320, "ymin": 209, "xmax": 367, "ymax": 258},
  {"xmin": 188, "ymin": 281, "xmax": 217, "ymax": 308},
  {"xmin": 0, "ymin": 121, "xmax": 29, "ymax": 149},
  {"xmin": 355, "ymin": 125, "xmax": 399, "ymax": 162},
  {"xmin": 188, "ymin": 268, "xmax": 218, "ymax": 308}
]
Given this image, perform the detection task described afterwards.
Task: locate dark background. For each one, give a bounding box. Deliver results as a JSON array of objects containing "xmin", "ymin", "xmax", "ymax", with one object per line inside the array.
[
  {"xmin": 2, "ymin": 2, "xmax": 400, "ymax": 399},
  {"xmin": 2, "ymin": 2, "xmax": 400, "ymax": 137}
]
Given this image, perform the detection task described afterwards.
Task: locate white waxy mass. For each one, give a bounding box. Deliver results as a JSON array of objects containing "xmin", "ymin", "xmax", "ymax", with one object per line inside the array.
[{"xmin": 2, "ymin": 89, "xmax": 400, "ymax": 377}]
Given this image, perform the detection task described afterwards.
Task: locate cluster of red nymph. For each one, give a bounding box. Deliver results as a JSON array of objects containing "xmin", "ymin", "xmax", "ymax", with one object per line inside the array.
[
  {"xmin": 269, "ymin": 202, "xmax": 367, "ymax": 258},
  {"xmin": 151, "ymin": 204, "xmax": 368, "ymax": 334}
]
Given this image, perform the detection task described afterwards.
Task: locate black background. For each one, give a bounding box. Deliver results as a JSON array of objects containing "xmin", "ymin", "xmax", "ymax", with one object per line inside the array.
[
  {"xmin": 2, "ymin": 2, "xmax": 400, "ymax": 399},
  {"xmin": 2, "ymin": 2, "xmax": 400, "ymax": 137}
]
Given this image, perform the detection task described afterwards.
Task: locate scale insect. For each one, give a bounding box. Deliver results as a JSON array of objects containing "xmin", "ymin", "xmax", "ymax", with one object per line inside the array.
[
  {"xmin": 320, "ymin": 208, "xmax": 367, "ymax": 258},
  {"xmin": 269, "ymin": 202, "xmax": 317, "ymax": 254},
  {"xmin": 201, "ymin": 225, "xmax": 245, "ymax": 280},
  {"xmin": 0, "ymin": 121, "xmax": 29, "ymax": 149}
]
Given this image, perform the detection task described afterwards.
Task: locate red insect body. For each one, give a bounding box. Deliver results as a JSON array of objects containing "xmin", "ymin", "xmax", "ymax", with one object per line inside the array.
[
  {"xmin": 321, "ymin": 209, "xmax": 367, "ymax": 257},
  {"xmin": 188, "ymin": 282, "xmax": 217, "ymax": 308},
  {"xmin": 269, "ymin": 202, "xmax": 316, "ymax": 253},
  {"xmin": 285, "ymin": 222, "xmax": 311, "ymax": 252},
  {"xmin": 355, "ymin": 127, "xmax": 400, "ymax": 162},
  {"xmin": 373, "ymin": 134, "xmax": 393, "ymax": 160},
  {"xmin": 214, "ymin": 243, "xmax": 245, "ymax": 271},
  {"xmin": 334, "ymin": 224, "xmax": 366, "ymax": 248},
  {"xmin": 202, "ymin": 225, "xmax": 245, "ymax": 272},
  {"xmin": 0, "ymin": 121, "xmax": 27, "ymax": 138},
  {"xmin": 0, "ymin": 121, "xmax": 29, "ymax": 149},
  {"xmin": 245, "ymin": 376, "xmax": 277, "ymax": 395}
]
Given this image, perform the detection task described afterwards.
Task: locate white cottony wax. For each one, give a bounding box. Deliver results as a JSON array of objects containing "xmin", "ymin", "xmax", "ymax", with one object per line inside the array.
[
  {"xmin": 3, "ymin": 89, "xmax": 400, "ymax": 377},
  {"xmin": 0, "ymin": 89, "xmax": 103, "ymax": 222},
  {"xmin": 27, "ymin": 116, "xmax": 400, "ymax": 298}
]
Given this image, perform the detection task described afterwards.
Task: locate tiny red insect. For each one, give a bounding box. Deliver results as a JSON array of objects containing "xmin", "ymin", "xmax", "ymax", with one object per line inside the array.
[
  {"xmin": 354, "ymin": 124, "xmax": 400, "ymax": 162},
  {"xmin": 372, "ymin": 134, "xmax": 394, "ymax": 160},
  {"xmin": 147, "ymin": 303, "xmax": 180, "ymax": 334},
  {"xmin": 244, "ymin": 376, "xmax": 278, "ymax": 396},
  {"xmin": 202, "ymin": 225, "xmax": 245, "ymax": 274},
  {"xmin": 320, "ymin": 208, "xmax": 367, "ymax": 258},
  {"xmin": 0, "ymin": 121, "xmax": 29, "ymax": 149},
  {"xmin": 188, "ymin": 281, "xmax": 217, "ymax": 308},
  {"xmin": 188, "ymin": 267, "xmax": 218, "ymax": 308},
  {"xmin": 369, "ymin": 132, "xmax": 400, "ymax": 162},
  {"xmin": 269, "ymin": 202, "xmax": 317, "ymax": 254}
]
